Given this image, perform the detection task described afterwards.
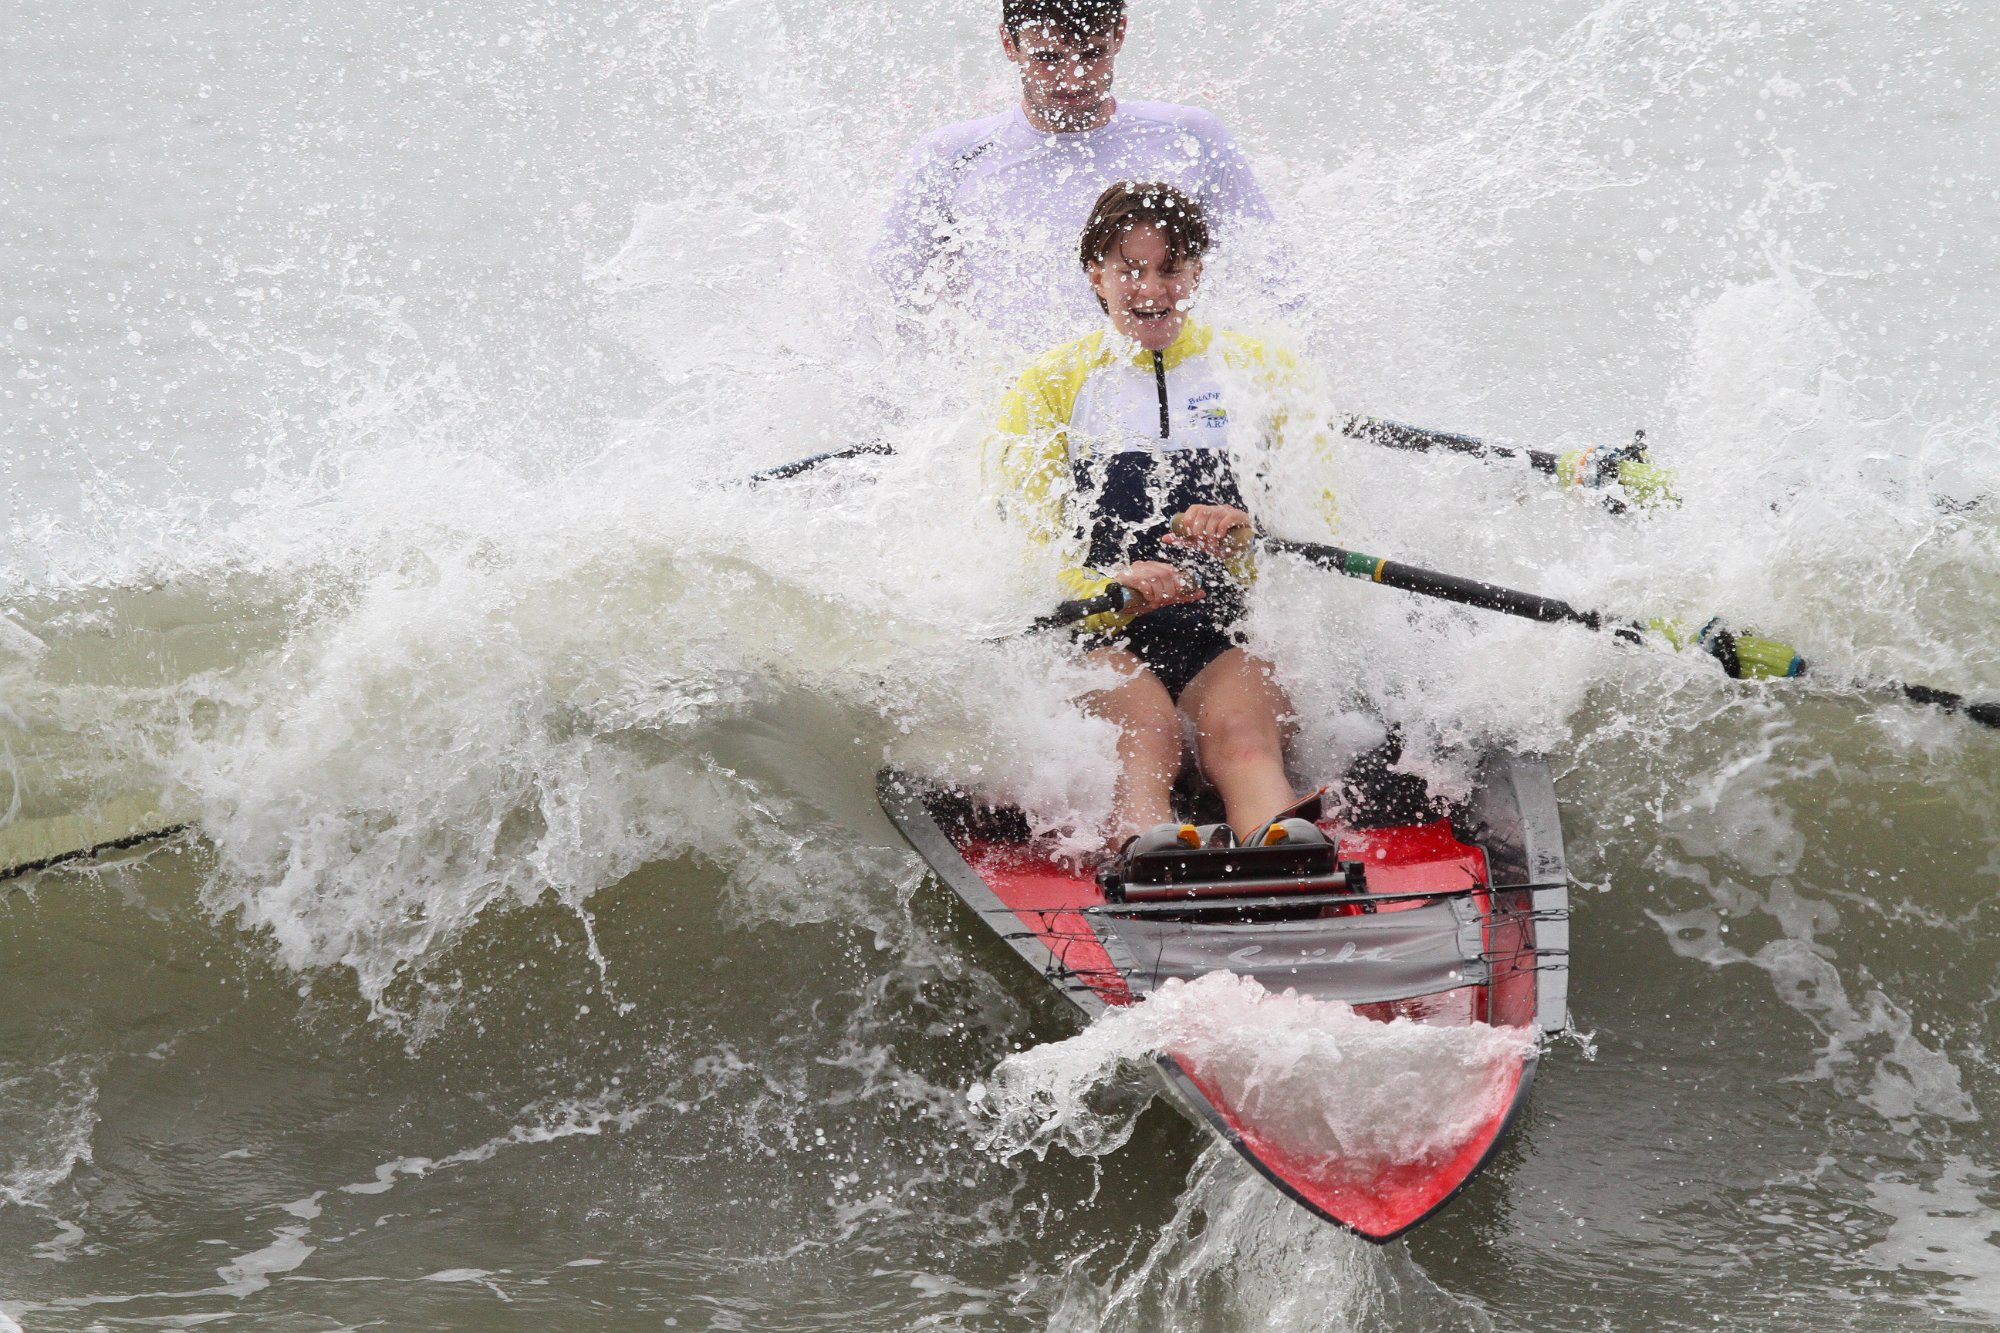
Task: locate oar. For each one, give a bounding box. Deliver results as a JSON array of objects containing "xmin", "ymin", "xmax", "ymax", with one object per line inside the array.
[
  {"xmin": 744, "ymin": 429, "xmax": 1599, "ymax": 485},
  {"xmin": 0, "ymin": 821, "xmax": 193, "ymax": 884},
  {"xmin": 1264, "ymin": 536, "xmax": 1669, "ymax": 647},
  {"xmin": 747, "ymin": 441, "xmax": 894, "ymax": 484},
  {"xmin": 1262, "ymin": 535, "xmax": 2000, "ymax": 728},
  {"xmin": 1342, "ymin": 417, "xmax": 1576, "ymax": 477},
  {"xmin": 1027, "ymin": 584, "xmax": 1134, "ymax": 634},
  {"xmin": 745, "ymin": 424, "xmax": 1669, "ymax": 506},
  {"xmin": 989, "ymin": 584, "xmax": 1135, "ymax": 644},
  {"xmin": 1341, "ymin": 419, "xmax": 1668, "ymax": 512}
]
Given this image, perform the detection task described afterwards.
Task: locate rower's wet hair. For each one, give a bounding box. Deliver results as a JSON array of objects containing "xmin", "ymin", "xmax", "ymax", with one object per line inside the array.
[
  {"xmin": 1078, "ymin": 181, "xmax": 1211, "ymax": 270},
  {"xmin": 1002, "ymin": 0, "xmax": 1125, "ymax": 40}
]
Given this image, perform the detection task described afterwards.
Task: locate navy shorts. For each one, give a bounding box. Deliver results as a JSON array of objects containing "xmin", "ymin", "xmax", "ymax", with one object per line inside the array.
[{"xmin": 1087, "ymin": 601, "xmax": 1243, "ymax": 701}]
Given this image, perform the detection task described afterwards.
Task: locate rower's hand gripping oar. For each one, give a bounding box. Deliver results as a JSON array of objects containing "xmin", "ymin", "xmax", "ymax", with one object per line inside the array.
[
  {"xmin": 984, "ymin": 583, "xmax": 1136, "ymax": 644},
  {"xmin": 1260, "ymin": 535, "xmax": 2000, "ymax": 727},
  {"xmin": 1023, "ymin": 583, "xmax": 1136, "ymax": 634},
  {"xmin": 1006, "ymin": 560, "xmax": 1224, "ymax": 641}
]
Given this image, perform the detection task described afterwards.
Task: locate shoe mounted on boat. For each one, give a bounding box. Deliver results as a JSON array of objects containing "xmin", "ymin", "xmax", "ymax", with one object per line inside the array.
[
  {"xmin": 1250, "ymin": 816, "xmax": 1326, "ymax": 846},
  {"xmin": 1098, "ymin": 804, "xmax": 1356, "ymax": 905},
  {"xmin": 1119, "ymin": 821, "xmax": 1233, "ymax": 857}
]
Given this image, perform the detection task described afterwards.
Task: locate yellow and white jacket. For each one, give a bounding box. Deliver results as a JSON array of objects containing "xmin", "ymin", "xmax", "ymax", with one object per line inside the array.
[{"xmin": 989, "ymin": 320, "xmax": 1335, "ymax": 629}]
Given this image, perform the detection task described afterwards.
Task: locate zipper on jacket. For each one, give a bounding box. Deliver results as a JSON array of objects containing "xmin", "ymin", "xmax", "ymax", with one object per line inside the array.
[{"xmin": 1152, "ymin": 350, "xmax": 1170, "ymax": 439}]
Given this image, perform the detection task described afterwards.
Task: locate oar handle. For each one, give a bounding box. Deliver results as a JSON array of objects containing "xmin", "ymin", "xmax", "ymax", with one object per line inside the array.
[{"xmin": 1028, "ymin": 583, "xmax": 1135, "ymax": 633}]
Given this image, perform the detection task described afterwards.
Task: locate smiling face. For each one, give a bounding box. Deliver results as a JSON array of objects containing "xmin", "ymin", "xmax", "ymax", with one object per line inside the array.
[
  {"xmin": 999, "ymin": 18, "xmax": 1125, "ymax": 132},
  {"xmin": 1087, "ymin": 222, "xmax": 1202, "ymax": 351}
]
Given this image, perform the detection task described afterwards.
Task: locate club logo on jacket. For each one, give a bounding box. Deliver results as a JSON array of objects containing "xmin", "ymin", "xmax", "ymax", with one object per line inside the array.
[{"xmin": 1187, "ymin": 390, "xmax": 1228, "ymax": 429}]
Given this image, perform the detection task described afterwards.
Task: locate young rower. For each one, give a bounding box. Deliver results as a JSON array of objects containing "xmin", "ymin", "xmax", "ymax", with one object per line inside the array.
[
  {"xmin": 991, "ymin": 181, "xmax": 1335, "ymax": 853},
  {"xmin": 875, "ymin": 0, "xmax": 1277, "ymax": 347}
]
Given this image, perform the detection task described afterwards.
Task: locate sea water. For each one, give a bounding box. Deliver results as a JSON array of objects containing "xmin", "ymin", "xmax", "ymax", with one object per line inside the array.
[{"xmin": 3, "ymin": 0, "xmax": 1998, "ymax": 1327}]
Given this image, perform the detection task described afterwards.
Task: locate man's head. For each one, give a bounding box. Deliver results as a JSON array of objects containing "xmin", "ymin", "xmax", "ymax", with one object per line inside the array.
[
  {"xmin": 999, "ymin": 0, "xmax": 1127, "ymax": 133},
  {"xmin": 1079, "ymin": 181, "xmax": 1208, "ymax": 350},
  {"xmin": 1002, "ymin": 0, "xmax": 1124, "ymax": 40}
]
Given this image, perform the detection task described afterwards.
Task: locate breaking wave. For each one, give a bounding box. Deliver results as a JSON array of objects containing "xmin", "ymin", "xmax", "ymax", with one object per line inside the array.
[{"xmin": 978, "ymin": 972, "xmax": 1534, "ymax": 1171}]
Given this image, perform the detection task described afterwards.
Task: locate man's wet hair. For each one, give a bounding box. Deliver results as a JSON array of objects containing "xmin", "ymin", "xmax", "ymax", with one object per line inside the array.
[
  {"xmin": 1003, "ymin": 0, "xmax": 1125, "ymax": 40},
  {"xmin": 1079, "ymin": 181, "xmax": 1210, "ymax": 270}
]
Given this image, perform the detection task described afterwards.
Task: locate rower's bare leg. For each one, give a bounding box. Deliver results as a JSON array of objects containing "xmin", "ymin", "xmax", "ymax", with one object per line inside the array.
[
  {"xmin": 1179, "ymin": 648, "xmax": 1298, "ymax": 837},
  {"xmin": 1079, "ymin": 646, "xmax": 1181, "ymax": 843}
]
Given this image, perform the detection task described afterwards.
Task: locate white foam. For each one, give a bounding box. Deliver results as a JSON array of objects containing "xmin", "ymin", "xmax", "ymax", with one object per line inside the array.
[
  {"xmin": 0, "ymin": 1056, "xmax": 100, "ymax": 1211},
  {"xmin": 334, "ymin": 1092, "xmax": 650, "ymax": 1200},
  {"xmin": 214, "ymin": 1226, "xmax": 315, "ymax": 1296},
  {"xmin": 1863, "ymin": 1157, "xmax": 2000, "ymax": 1321},
  {"xmin": 1646, "ymin": 717, "xmax": 1978, "ymax": 1126},
  {"xmin": 1655, "ymin": 898, "xmax": 1976, "ymax": 1125},
  {"xmin": 981, "ymin": 971, "xmax": 1533, "ymax": 1173}
]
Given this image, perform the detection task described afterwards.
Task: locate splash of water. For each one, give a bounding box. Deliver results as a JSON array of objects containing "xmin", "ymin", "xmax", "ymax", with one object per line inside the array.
[
  {"xmin": 1048, "ymin": 1145, "xmax": 1495, "ymax": 1333},
  {"xmin": 978, "ymin": 972, "xmax": 1534, "ymax": 1172},
  {"xmin": 0, "ymin": 1054, "xmax": 98, "ymax": 1212}
]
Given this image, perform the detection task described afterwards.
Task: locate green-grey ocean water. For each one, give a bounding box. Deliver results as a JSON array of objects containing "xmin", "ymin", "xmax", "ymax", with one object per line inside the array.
[{"xmin": 5, "ymin": 0, "xmax": 1998, "ymax": 1326}]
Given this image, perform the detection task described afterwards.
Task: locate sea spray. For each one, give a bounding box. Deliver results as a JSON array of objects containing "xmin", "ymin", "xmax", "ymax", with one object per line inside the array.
[
  {"xmin": 1048, "ymin": 1145, "xmax": 1496, "ymax": 1333},
  {"xmin": 0, "ymin": 1053, "xmax": 99, "ymax": 1212},
  {"xmin": 978, "ymin": 972, "xmax": 1534, "ymax": 1173}
]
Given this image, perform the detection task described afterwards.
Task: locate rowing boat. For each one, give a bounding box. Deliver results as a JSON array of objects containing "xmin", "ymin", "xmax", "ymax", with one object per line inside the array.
[{"xmin": 878, "ymin": 750, "xmax": 1570, "ymax": 1242}]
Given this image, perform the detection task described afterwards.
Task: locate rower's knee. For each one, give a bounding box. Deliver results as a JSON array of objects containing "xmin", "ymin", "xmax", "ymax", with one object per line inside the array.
[
  {"xmin": 1103, "ymin": 693, "xmax": 1181, "ymax": 768},
  {"xmin": 1197, "ymin": 706, "xmax": 1281, "ymax": 778}
]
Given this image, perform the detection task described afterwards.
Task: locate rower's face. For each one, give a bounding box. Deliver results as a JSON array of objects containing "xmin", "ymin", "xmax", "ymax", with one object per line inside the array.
[
  {"xmin": 1088, "ymin": 222, "xmax": 1202, "ymax": 351},
  {"xmin": 1000, "ymin": 20, "xmax": 1124, "ymax": 130}
]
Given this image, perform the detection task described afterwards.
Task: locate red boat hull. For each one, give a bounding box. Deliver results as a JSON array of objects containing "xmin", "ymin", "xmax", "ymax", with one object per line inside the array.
[{"xmin": 880, "ymin": 753, "xmax": 1569, "ymax": 1242}]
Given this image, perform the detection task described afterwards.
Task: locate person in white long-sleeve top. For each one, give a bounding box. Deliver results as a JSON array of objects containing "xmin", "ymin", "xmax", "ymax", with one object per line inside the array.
[{"xmin": 875, "ymin": 0, "xmax": 1279, "ymax": 350}]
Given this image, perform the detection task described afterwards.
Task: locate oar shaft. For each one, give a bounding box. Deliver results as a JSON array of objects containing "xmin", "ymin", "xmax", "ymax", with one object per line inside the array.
[
  {"xmin": 1262, "ymin": 538, "xmax": 1643, "ymax": 641},
  {"xmin": 1264, "ymin": 535, "xmax": 2000, "ymax": 731},
  {"xmin": 1, "ymin": 824, "xmax": 192, "ymax": 884},
  {"xmin": 747, "ymin": 441, "xmax": 893, "ymax": 484},
  {"xmin": 752, "ymin": 419, "xmax": 1618, "ymax": 491},
  {"xmin": 1343, "ymin": 417, "xmax": 1559, "ymax": 475},
  {"xmin": 756, "ymin": 418, "xmax": 1587, "ymax": 488},
  {"xmin": 1892, "ymin": 683, "xmax": 2000, "ymax": 730}
]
